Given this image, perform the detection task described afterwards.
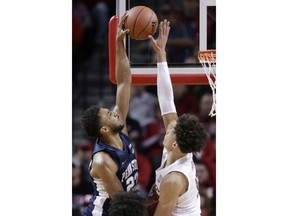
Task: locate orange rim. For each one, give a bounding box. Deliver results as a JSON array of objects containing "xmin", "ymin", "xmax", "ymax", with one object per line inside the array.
[{"xmin": 198, "ymin": 49, "xmax": 216, "ymax": 62}]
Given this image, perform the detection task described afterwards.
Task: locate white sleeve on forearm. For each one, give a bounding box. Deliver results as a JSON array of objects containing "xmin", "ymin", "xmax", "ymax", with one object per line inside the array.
[{"xmin": 157, "ymin": 61, "xmax": 176, "ymax": 115}]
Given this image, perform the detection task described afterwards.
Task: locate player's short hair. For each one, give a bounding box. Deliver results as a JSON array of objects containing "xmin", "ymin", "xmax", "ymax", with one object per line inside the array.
[
  {"xmin": 109, "ymin": 191, "xmax": 148, "ymax": 216},
  {"xmin": 81, "ymin": 106, "xmax": 102, "ymax": 138},
  {"xmin": 175, "ymin": 114, "xmax": 208, "ymax": 153}
]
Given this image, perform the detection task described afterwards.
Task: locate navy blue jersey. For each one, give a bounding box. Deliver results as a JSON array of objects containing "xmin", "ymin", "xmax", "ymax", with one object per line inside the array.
[{"xmin": 82, "ymin": 132, "xmax": 138, "ymax": 216}]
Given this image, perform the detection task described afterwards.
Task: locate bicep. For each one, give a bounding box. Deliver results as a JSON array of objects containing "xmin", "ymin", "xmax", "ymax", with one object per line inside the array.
[
  {"xmin": 114, "ymin": 82, "xmax": 131, "ymax": 135},
  {"xmin": 91, "ymin": 154, "xmax": 124, "ymax": 198},
  {"xmin": 153, "ymin": 178, "xmax": 181, "ymax": 216},
  {"xmin": 162, "ymin": 113, "xmax": 178, "ymax": 131},
  {"xmin": 113, "ymin": 105, "xmax": 129, "ymax": 135},
  {"xmin": 115, "ymin": 82, "xmax": 130, "ymax": 113}
]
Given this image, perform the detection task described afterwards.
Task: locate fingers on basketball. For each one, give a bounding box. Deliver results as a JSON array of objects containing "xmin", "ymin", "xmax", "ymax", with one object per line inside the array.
[{"xmin": 124, "ymin": 6, "xmax": 158, "ymax": 40}]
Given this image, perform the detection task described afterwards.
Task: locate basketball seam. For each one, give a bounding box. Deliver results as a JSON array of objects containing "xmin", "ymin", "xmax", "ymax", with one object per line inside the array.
[
  {"xmin": 136, "ymin": 10, "xmax": 154, "ymax": 39},
  {"xmin": 132, "ymin": 7, "xmax": 146, "ymax": 38}
]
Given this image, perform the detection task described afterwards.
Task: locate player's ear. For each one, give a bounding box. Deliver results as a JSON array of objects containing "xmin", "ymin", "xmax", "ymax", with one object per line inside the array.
[
  {"xmin": 100, "ymin": 126, "xmax": 109, "ymax": 134},
  {"xmin": 172, "ymin": 142, "xmax": 178, "ymax": 149}
]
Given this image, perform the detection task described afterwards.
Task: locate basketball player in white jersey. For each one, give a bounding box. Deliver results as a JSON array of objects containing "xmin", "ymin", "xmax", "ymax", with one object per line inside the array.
[{"xmin": 148, "ymin": 20, "xmax": 208, "ymax": 216}]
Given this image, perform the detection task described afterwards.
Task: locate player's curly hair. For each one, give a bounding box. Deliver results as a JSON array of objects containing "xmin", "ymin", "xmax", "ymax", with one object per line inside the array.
[
  {"xmin": 175, "ymin": 114, "xmax": 208, "ymax": 153},
  {"xmin": 109, "ymin": 191, "xmax": 148, "ymax": 216},
  {"xmin": 81, "ymin": 106, "xmax": 102, "ymax": 138}
]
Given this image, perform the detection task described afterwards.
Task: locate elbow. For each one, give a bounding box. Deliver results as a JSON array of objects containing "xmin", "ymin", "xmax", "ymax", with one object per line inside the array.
[
  {"xmin": 117, "ymin": 74, "xmax": 132, "ymax": 85},
  {"xmin": 127, "ymin": 75, "xmax": 132, "ymax": 85}
]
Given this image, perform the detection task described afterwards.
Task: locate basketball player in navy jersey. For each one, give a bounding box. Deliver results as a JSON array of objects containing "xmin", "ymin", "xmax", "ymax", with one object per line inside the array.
[
  {"xmin": 80, "ymin": 13, "xmax": 139, "ymax": 216},
  {"xmin": 109, "ymin": 191, "xmax": 148, "ymax": 216},
  {"xmin": 148, "ymin": 20, "xmax": 208, "ymax": 216}
]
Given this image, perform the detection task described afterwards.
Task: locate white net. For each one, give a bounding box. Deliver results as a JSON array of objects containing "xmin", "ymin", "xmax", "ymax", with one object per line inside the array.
[{"xmin": 198, "ymin": 50, "xmax": 216, "ymax": 117}]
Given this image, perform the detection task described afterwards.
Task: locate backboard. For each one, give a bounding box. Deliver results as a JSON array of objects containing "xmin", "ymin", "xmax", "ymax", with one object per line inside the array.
[{"xmin": 109, "ymin": 0, "xmax": 216, "ymax": 85}]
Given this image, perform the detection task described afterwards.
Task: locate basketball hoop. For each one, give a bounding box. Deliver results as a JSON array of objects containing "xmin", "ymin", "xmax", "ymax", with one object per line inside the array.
[{"xmin": 198, "ymin": 50, "xmax": 216, "ymax": 117}]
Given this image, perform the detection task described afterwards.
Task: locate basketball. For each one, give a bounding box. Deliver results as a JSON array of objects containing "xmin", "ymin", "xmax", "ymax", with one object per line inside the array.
[{"xmin": 124, "ymin": 6, "xmax": 158, "ymax": 40}]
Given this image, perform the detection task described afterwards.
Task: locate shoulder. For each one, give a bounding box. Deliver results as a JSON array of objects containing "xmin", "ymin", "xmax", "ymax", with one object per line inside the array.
[
  {"xmin": 160, "ymin": 171, "xmax": 188, "ymax": 195},
  {"xmin": 92, "ymin": 152, "xmax": 116, "ymax": 167},
  {"xmin": 91, "ymin": 152, "xmax": 118, "ymax": 177},
  {"xmin": 163, "ymin": 171, "xmax": 188, "ymax": 185}
]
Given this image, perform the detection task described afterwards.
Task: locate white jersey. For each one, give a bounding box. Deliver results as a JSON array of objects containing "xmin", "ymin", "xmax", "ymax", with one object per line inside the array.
[{"xmin": 155, "ymin": 148, "xmax": 201, "ymax": 216}]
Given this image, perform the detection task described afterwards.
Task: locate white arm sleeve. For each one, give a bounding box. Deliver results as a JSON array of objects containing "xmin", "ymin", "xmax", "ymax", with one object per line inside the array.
[{"xmin": 157, "ymin": 61, "xmax": 177, "ymax": 115}]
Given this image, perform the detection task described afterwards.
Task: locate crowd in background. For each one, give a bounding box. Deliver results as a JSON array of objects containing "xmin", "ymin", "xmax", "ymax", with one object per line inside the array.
[{"xmin": 72, "ymin": 0, "xmax": 216, "ymax": 215}]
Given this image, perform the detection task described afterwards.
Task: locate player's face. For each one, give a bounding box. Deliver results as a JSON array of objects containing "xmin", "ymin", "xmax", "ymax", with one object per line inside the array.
[
  {"xmin": 163, "ymin": 122, "xmax": 177, "ymax": 150},
  {"xmin": 99, "ymin": 108, "xmax": 125, "ymax": 132}
]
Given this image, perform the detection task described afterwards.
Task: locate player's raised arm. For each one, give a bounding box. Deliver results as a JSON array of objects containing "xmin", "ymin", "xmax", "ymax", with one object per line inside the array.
[
  {"xmin": 113, "ymin": 13, "xmax": 131, "ymax": 136},
  {"xmin": 149, "ymin": 19, "xmax": 178, "ymax": 130}
]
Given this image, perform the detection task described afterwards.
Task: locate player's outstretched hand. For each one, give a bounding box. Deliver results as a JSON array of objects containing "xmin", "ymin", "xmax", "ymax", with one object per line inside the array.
[
  {"xmin": 148, "ymin": 19, "xmax": 170, "ymax": 53},
  {"xmin": 117, "ymin": 12, "xmax": 130, "ymax": 42}
]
